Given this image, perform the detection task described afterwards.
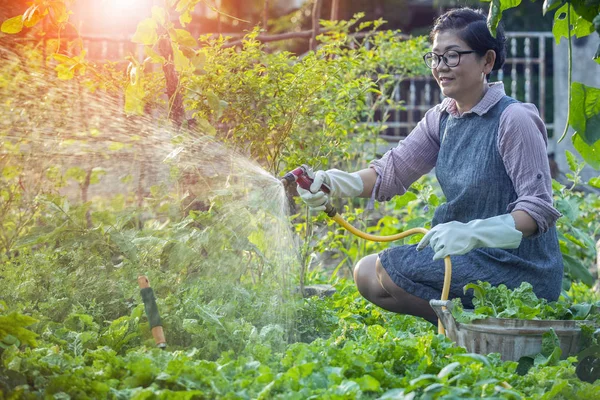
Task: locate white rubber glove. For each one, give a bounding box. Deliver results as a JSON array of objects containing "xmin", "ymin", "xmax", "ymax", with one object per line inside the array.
[
  {"xmin": 298, "ymin": 169, "xmax": 364, "ymax": 212},
  {"xmin": 416, "ymin": 214, "xmax": 523, "ymax": 260}
]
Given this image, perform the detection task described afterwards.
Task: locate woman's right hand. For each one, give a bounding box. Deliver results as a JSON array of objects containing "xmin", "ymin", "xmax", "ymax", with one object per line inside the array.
[{"xmin": 297, "ymin": 169, "xmax": 364, "ymax": 211}]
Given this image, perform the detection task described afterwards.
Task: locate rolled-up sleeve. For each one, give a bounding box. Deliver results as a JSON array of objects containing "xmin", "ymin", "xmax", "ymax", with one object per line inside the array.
[
  {"xmin": 498, "ymin": 103, "xmax": 562, "ymax": 237},
  {"xmin": 369, "ymin": 106, "xmax": 442, "ymax": 202}
]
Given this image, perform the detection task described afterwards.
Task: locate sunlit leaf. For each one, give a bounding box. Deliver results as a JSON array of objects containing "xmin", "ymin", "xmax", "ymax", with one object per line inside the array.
[
  {"xmin": 191, "ymin": 51, "xmax": 206, "ymax": 71},
  {"xmin": 125, "ymin": 81, "xmax": 145, "ymax": 116},
  {"xmin": 144, "ymin": 46, "xmax": 166, "ymax": 64},
  {"xmin": 173, "ymin": 28, "xmax": 198, "ymax": 47},
  {"xmin": 542, "ymin": 0, "xmax": 563, "ymax": 15},
  {"xmin": 151, "ymin": 6, "xmax": 167, "ymax": 26},
  {"xmin": 1, "ymin": 15, "xmax": 24, "ymax": 34},
  {"xmin": 180, "ymin": 11, "xmax": 192, "ymax": 27},
  {"xmin": 50, "ymin": 1, "xmax": 69, "ymax": 24},
  {"xmin": 132, "ymin": 18, "xmax": 158, "ymax": 46},
  {"xmin": 173, "ymin": 45, "xmax": 192, "ymax": 72},
  {"xmin": 553, "ymin": 4, "xmax": 595, "ymax": 44},
  {"xmin": 23, "ymin": 5, "xmax": 45, "ymax": 28}
]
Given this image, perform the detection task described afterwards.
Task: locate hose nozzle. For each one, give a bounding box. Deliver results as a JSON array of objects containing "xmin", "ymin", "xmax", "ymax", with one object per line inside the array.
[{"xmin": 281, "ymin": 165, "xmax": 331, "ymax": 194}]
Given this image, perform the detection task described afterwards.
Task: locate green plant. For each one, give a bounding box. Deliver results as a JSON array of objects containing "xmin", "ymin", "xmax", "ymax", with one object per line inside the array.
[
  {"xmin": 554, "ymin": 151, "xmax": 600, "ymax": 289},
  {"xmin": 450, "ymin": 281, "xmax": 600, "ymax": 323},
  {"xmin": 487, "ymin": 0, "xmax": 600, "ymax": 168}
]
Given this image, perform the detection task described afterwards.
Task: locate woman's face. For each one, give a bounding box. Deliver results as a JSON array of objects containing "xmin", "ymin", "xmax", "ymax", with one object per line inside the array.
[{"xmin": 430, "ymin": 30, "xmax": 494, "ymax": 103}]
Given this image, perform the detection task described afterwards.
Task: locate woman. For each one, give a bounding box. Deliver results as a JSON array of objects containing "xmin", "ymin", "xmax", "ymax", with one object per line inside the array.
[{"xmin": 298, "ymin": 7, "xmax": 563, "ymax": 324}]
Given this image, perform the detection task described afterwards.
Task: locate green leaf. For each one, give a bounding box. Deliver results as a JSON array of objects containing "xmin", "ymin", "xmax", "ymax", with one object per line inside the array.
[
  {"xmin": 563, "ymin": 254, "xmax": 595, "ymax": 286},
  {"xmin": 2, "ymin": 165, "xmax": 21, "ymax": 180},
  {"xmin": 437, "ymin": 361, "xmax": 461, "ymax": 380},
  {"xmin": 49, "ymin": 1, "xmax": 69, "ymax": 24},
  {"xmin": 541, "ymin": 328, "xmax": 561, "ymax": 357},
  {"xmin": 176, "ymin": 0, "xmax": 194, "ymax": 26},
  {"xmin": 132, "ymin": 18, "xmax": 158, "ymax": 46},
  {"xmin": 565, "ymin": 150, "xmax": 579, "ymax": 172},
  {"xmin": 553, "ymin": 4, "xmax": 595, "ymax": 44},
  {"xmin": 355, "ymin": 375, "xmax": 381, "ymax": 392},
  {"xmin": 151, "ymin": 6, "xmax": 166, "ymax": 26},
  {"xmin": 173, "ymin": 44, "xmax": 192, "ymax": 73},
  {"xmin": 568, "ymin": 82, "xmax": 600, "ymax": 146},
  {"xmin": 52, "ymin": 53, "xmax": 86, "ymax": 80},
  {"xmin": 23, "ymin": 5, "xmax": 45, "ymax": 28},
  {"xmin": 588, "ymin": 176, "xmax": 600, "ymax": 188},
  {"xmin": 487, "ymin": 0, "xmax": 522, "ymax": 37},
  {"xmin": 573, "ymin": 132, "xmax": 600, "ymax": 169},
  {"xmin": 1, "ymin": 15, "xmax": 24, "ymax": 34},
  {"xmin": 173, "ymin": 28, "xmax": 198, "ymax": 47},
  {"xmin": 452, "ymin": 353, "xmax": 492, "ymax": 368},
  {"xmin": 428, "ymin": 193, "xmax": 440, "ymax": 207},
  {"xmin": 109, "ymin": 231, "xmax": 139, "ymax": 265},
  {"xmin": 125, "ymin": 79, "xmax": 145, "ymax": 115},
  {"xmin": 464, "ymin": 282, "xmax": 486, "ymax": 302},
  {"xmin": 564, "ymin": 232, "xmax": 587, "ymax": 248},
  {"xmin": 570, "ymin": 303, "xmax": 592, "ymax": 319},
  {"xmin": 556, "ymin": 198, "xmax": 580, "ymax": 221},
  {"xmin": 543, "ymin": 0, "xmax": 564, "ymax": 15},
  {"xmin": 393, "ymin": 191, "xmax": 417, "ymax": 208},
  {"xmin": 0, "ymin": 313, "xmax": 38, "ymax": 347},
  {"xmin": 516, "ymin": 356, "xmax": 534, "ymax": 375},
  {"xmin": 144, "ymin": 46, "xmax": 166, "ymax": 64}
]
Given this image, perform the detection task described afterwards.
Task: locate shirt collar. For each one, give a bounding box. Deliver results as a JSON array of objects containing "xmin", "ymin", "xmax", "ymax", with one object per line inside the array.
[{"xmin": 439, "ymin": 82, "xmax": 506, "ymax": 117}]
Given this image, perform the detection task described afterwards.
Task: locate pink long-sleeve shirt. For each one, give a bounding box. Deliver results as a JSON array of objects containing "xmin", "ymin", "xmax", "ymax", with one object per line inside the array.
[{"xmin": 369, "ymin": 82, "xmax": 561, "ymax": 235}]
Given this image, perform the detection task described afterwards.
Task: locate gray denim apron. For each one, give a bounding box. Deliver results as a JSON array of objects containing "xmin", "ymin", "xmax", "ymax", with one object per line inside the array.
[{"xmin": 379, "ymin": 96, "xmax": 563, "ymax": 308}]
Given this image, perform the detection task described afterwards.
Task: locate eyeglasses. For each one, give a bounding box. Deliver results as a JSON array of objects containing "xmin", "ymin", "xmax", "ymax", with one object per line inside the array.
[{"xmin": 423, "ymin": 50, "xmax": 477, "ymax": 69}]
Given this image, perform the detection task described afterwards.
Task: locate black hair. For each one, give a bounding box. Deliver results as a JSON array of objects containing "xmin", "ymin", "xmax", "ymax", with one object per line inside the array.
[{"xmin": 429, "ymin": 8, "xmax": 506, "ymax": 72}]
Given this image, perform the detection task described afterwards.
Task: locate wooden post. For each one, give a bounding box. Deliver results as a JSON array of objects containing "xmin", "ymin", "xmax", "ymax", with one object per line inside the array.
[
  {"xmin": 263, "ymin": 0, "xmax": 269, "ymax": 32},
  {"xmin": 331, "ymin": 0, "xmax": 339, "ymax": 21},
  {"xmin": 309, "ymin": 0, "xmax": 322, "ymax": 51}
]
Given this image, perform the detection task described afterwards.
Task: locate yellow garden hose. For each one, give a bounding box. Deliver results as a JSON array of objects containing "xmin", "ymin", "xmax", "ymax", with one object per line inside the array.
[{"xmin": 329, "ymin": 209, "xmax": 452, "ymax": 335}]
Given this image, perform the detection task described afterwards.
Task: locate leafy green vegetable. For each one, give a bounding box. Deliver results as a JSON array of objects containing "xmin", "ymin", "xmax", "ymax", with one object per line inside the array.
[
  {"xmin": 452, "ymin": 281, "xmax": 600, "ymax": 324},
  {"xmin": 0, "ymin": 302, "xmax": 38, "ymax": 348}
]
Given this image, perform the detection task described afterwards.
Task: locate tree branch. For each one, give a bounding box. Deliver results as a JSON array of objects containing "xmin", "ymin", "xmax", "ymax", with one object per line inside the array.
[
  {"xmin": 222, "ymin": 30, "xmax": 316, "ymax": 48},
  {"xmin": 310, "ymin": 0, "xmax": 323, "ymax": 50}
]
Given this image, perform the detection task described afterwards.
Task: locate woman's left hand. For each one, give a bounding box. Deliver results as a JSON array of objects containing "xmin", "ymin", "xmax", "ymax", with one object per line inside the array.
[{"xmin": 416, "ymin": 214, "xmax": 523, "ymax": 260}]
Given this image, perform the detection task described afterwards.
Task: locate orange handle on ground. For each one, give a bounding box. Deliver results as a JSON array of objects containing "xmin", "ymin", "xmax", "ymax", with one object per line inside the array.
[{"xmin": 138, "ymin": 276, "xmax": 167, "ymax": 348}]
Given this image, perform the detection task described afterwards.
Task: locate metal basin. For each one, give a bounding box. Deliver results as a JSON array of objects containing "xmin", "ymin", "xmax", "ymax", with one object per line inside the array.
[{"xmin": 430, "ymin": 299, "xmax": 588, "ymax": 361}]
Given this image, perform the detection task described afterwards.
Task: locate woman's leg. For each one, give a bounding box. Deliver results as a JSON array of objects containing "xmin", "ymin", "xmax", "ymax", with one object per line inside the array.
[{"xmin": 354, "ymin": 254, "xmax": 437, "ymax": 324}]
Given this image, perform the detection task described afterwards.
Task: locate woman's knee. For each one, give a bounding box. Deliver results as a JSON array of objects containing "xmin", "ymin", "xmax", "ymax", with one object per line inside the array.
[{"xmin": 354, "ymin": 254, "xmax": 385, "ymax": 299}]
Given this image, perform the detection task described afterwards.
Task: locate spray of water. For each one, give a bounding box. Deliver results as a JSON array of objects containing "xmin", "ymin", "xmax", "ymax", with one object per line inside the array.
[{"xmin": 1, "ymin": 52, "xmax": 303, "ymax": 351}]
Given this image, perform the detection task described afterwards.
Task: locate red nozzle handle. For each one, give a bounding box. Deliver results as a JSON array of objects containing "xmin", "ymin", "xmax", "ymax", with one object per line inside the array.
[{"xmin": 284, "ymin": 165, "xmax": 330, "ymax": 193}]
